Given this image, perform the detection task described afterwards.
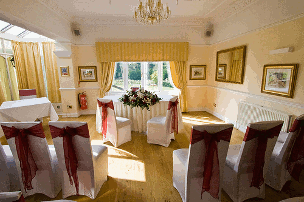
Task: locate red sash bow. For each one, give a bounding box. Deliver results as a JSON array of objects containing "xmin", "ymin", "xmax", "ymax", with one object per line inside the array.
[
  {"xmin": 13, "ymin": 195, "xmax": 26, "ymax": 202},
  {"xmin": 98, "ymin": 100, "xmax": 114, "ymax": 138},
  {"xmin": 168, "ymin": 99, "xmax": 179, "ymax": 134},
  {"xmin": 49, "ymin": 124, "xmax": 90, "ymax": 195},
  {"xmin": 190, "ymin": 127, "xmax": 233, "ymax": 199},
  {"xmin": 1, "ymin": 123, "xmax": 45, "ymax": 192},
  {"xmin": 287, "ymin": 119, "xmax": 304, "ymax": 181},
  {"xmin": 243, "ymin": 123, "xmax": 283, "ymax": 188}
]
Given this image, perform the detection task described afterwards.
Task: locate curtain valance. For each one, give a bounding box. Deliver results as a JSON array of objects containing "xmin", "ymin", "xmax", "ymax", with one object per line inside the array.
[{"xmin": 95, "ymin": 42, "xmax": 189, "ymax": 62}]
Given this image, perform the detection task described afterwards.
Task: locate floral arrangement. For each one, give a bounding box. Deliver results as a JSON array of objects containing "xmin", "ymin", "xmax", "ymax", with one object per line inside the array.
[{"xmin": 119, "ymin": 89, "xmax": 162, "ymax": 110}]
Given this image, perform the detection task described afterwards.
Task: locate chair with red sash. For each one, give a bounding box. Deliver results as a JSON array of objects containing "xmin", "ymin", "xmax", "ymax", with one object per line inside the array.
[
  {"xmin": 0, "ymin": 143, "xmax": 20, "ymax": 192},
  {"xmin": 49, "ymin": 121, "xmax": 108, "ymax": 199},
  {"xmin": 147, "ymin": 96, "xmax": 182, "ymax": 147},
  {"xmin": 173, "ymin": 123, "xmax": 234, "ymax": 202},
  {"xmin": 97, "ymin": 98, "xmax": 132, "ymax": 147},
  {"xmin": 223, "ymin": 120, "xmax": 284, "ymax": 202},
  {"xmin": 0, "ymin": 122, "xmax": 61, "ymax": 198},
  {"xmin": 0, "ymin": 191, "xmax": 25, "ymax": 202},
  {"xmin": 18, "ymin": 89, "xmax": 37, "ymax": 100},
  {"xmin": 266, "ymin": 114, "xmax": 304, "ymax": 191}
]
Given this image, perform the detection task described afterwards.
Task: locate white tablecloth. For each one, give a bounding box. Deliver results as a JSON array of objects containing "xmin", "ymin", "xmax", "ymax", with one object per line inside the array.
[
  {"xmin": 97, "ymin": 95, "xmax": 182, "ymax": 133},
  {"xmin": 0, "ymin": 97, "xmax": 59, "ymax": 137}
]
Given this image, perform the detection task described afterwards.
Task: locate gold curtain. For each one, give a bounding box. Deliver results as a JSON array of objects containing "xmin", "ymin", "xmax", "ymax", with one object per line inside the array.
[
  {"xmin": 0, "ymin": 56, "xmax": 11, "ymax": 101},
  {"xmin": 169, "ymin": 61, "xmax": 188, "ymax": 112},
  {"xmin": 0, "ymin": 79, "xmax": 5, "ymax": 105},
  {"xmin": 229, "ymin": 49, "xmax": 243, "ymax": 82},
  {"xmin": 96, "ymin": 42, "xmax": 189, "ymax": 62},
  {"xmin": 99, "ymin": 62, "xmax": 115, "ymax": 97},
  {"xmin": 7, "ymin": 57, "xmax": 19, "ymax": 100},
  {"xmin": 12, "ymin": 41, "xmax": 46, "ymax": 97},
  {"xmin": 42, "ymin": 42, "xmax": 61, "ymax": 103}
]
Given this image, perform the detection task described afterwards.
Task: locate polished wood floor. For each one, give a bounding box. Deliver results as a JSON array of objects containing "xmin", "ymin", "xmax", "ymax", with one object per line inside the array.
[{"xmin": 1, "ymin": 111, "xmax": 304, "ymax": 202}]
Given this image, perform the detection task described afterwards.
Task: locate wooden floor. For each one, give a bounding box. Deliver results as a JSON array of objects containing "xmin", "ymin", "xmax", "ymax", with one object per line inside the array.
[{"xmin": 1, "ymin": 111, "xmax": 304, "ymax": 202}]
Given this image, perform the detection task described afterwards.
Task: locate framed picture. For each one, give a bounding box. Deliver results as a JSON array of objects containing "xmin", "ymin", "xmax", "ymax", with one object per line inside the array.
[
  {"xmin": 60, "ymin": 66, "xmax": 69, "ymax": 77},
  {"xmin": 261, "ymin": 64, "xmax": 298, "ymax": 98},
  {"xmin": 189, "ymin": 65, "xmax": 206, "ymax": 80},
  {"xmin": 78, "ymin": 66, "xmax": 98, "ymax": 82},
  {"xmin": 217, "ymin": 64, "xmax": 226, "ymax": 80}
]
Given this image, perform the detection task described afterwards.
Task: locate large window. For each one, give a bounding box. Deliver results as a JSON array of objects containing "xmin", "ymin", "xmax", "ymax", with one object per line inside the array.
[{"xmin": 111, "ymin": 62, "xmax": 175, "ymax": 93}]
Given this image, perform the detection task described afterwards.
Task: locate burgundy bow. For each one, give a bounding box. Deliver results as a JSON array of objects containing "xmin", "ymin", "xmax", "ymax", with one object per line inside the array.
[
  {"xmin": 243, "ymin": 123, "xmax": 283, "ymax": 189},
  {"xmin": 1, "ymin": 123, "xmax": 45, "ymax": 192},
  {"xmin": 13, "ymin": 195, "xmax": 26, "ymax": 202},
  {"xmin": 287, "ymin": 119, "xmax": 304, "ymax": 181},
  {"xmin": 98, "ymin": 100, "xmax": 114, "ymax": 138},
  {"xmin": 49, "ymin": 124, "xmax": 90, "ymax": 195},
  {"xmin": 168, "ymin": 99, "xmax": 179, "ymax": 134},
  {"xmin": 190, "ymin": 127, "xmax": 233, "ymax": 199}
]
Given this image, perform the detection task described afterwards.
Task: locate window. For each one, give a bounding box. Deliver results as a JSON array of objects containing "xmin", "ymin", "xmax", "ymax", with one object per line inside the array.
[{"xmin": 111, "ymin": 62, "xmax": 175, "ymax": 93}]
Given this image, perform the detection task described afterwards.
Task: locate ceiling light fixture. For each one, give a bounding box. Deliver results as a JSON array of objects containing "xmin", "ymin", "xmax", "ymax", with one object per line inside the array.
[{"xmin": 134, "ymin": 0, "xmax": 171, "ymax": 25}]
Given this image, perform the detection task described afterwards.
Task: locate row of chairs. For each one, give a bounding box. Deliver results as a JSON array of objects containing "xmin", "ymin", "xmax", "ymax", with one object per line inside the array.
[
  {"xmin": 0, "ymin": 121, "xmax": 108, "ymax": 200},
  {"xmin": 173, "ymin": 114, "xmax": 304, "ymax": 202}
]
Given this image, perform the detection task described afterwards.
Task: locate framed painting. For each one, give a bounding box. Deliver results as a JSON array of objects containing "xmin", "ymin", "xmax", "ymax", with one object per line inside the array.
[
  {"xmin": 261, "ymin": 64, "xmax": 298, "ymax": 98},
  {"xmin": 217, "ymin": 64, "xmax": 226, "ymax": 80},
  {"xmin": 78, "ymin": 66, "xmax": 98, "ymax": 82},
  {"xmin": 189, "ymin": 65, "xmax": 206, "ymax": 80},
  {"xmin": 60, "ymin": 66, "xmax": 69, "ymax": 77}
]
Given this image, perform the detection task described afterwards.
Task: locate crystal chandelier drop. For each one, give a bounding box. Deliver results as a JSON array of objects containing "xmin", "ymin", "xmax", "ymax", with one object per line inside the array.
[{"xmin": 134, "ymin": 0, "xmax": 171, "ymax": 25}]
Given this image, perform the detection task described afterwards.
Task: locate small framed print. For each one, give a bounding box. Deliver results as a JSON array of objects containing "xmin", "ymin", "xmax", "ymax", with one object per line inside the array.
[
  {"xmin": 60, "ymin": 66, "xmax": 69, "ymax": 77},
  {"xmin": 78, "ymin": 66, "xmax": 98, "ymax": 82},
  {"xmin": 217, "ymin": 64, "xmax": 226, "ymax": 80},
  {"xmin": 261, "ymin": 64, "xmax": 298, "ymax": 98},
  {"xmin": 190, "ymin": 65, "xmax": 206, "ymax": 80}
]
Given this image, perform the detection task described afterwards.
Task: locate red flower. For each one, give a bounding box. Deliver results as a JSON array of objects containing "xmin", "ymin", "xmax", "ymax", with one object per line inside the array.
[
  {"xmin": 124, "ymin": 99, "xmax": 128, "ymax": 102},
  {"xmin": 134, "ymin": 94, "xmax": 138, "ymax": 97}
]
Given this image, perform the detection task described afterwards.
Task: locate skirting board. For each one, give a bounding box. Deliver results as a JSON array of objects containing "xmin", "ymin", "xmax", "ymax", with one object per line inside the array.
[{"xmin": 59, "ymin": 110, "xmax": 96, "ymax": 118}]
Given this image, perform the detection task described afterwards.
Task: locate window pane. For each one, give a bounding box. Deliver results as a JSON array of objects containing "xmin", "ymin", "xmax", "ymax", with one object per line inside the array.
[
  {"xmin": 112, "ymin": 63, "xmax": 124, "ymax": 92},
  {"xmin": 163, "ymin": 62, "xmax": 174, "ymax": 91},
  {"xmin": 128, "ymin": 62, "xmax": 141, "ymax": 90},
  {"xmin": 146, "ymin": 62, "xmax": 158, "ymax": 92},
  {"xmin": 5, "ymin": 26, "xmax": 25, "ymax": 35},
  {"xmin": 4, "ymin": 40, "xmax": 13, "ymax": 54},
  {"xmin": 0, "ymin": 20, "xmax": 10, "ymax": 30}
]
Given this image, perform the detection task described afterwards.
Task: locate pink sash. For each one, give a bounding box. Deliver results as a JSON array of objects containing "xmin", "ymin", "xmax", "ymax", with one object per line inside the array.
[
  {"xmin": 243, "ymin": 123, "xmax": 283, "ymax": 188},
  {"xmin": 168, "ymin": 99, "xmax": 179, "ymax": 134},
  {"xmin": 98, "ymin": 100, "xmax": 114, "ymax": 138},
  {"xmin": 190, "ymin": 127, "xmax": 233, "ymax": 199},
  {"xmin": 1, "ymin": 123, "xmax": 45, "ymax": 192},
  {"xmin": 49, "ymin": 124, "xmax": 90, "ymax": 195},
  {"xmin": 287, "ymin": 119, "xmax": 304, "ymax": 181}
]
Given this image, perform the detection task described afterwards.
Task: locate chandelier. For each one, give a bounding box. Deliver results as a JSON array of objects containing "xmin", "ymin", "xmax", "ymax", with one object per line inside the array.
[{"xmin": 134, "ymin": 0, "xmax": 171, "ymax": 25}]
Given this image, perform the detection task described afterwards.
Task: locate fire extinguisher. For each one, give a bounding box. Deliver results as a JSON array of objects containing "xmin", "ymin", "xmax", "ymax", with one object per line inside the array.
[{"xmin": 78, "ymin": 92, "xmax": 88, "ymax": 110}]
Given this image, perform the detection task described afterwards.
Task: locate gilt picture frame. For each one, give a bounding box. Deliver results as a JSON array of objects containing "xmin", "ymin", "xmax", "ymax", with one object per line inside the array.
[
  {"xmin": 189, "ymin": 65, "xmax": 206, "ymax": 80},
  {"xmin": 78, "ymin": 66, "xmax": 98, "ymax": 82},
  {"xmin": 261, "ymin": 64, "xmax": 298, "ymax": 98},
  {"xmin": 60, "ymin": 66, "xmax": 70, "ymax": 77}
]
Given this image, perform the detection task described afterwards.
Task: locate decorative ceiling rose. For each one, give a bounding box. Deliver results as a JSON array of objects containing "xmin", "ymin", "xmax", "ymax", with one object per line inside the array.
[{"xmin": 134, "ymin": 0, "xmax": 171, "ymax": 25}]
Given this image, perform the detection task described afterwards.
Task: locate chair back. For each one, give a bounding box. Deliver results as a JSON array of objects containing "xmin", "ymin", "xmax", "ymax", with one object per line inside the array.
[
  {"xmin": 165, "ymin": 96, "xmax": 180, "ymax": 134},
  {"xmin": 19, "ymin": 89, "xmax": 37, "ymax": 100},
  {"xmin": 0, "ymin": 122, "xmax": 55, "ymax": 196},
  {"xmin": 0, "ymin": 143, "xmax": 10, "ymax": 192},
  {"xmin": 186, "ymin": 124, "xmax": 233, "ymax": 201},
  {"xmin": 235, "ymin": 121, "xmax": 283, "ymax": 185}
]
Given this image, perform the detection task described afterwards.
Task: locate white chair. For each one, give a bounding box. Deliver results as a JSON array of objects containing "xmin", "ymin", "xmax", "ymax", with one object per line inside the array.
[
  {"xmin": 173, "ymin": 124, "xmax": 234, "ymax": 202},
  {"xmin": 18, "ymin": 89, "xmax": 37, "ymax": 100},
  {"xmin": 97, "ymin": 98, "xmax": 132, "ymax": 147},
  {"xmin": 147, "ymin": 96, "xmax": 182, "ymax": 147},
  {"xmin": 223, "ymin": 120, "xmax": 284, "ymax": 202},
  {"xmin": 0, "ymin": 143, "xmax": 19, "ymax": 192},
  {"xmin": 0, "ymin": 122, "xmax": 61, "ymax": 198},
  {"xmin": 266, "ymin": 114, "xmax": 304, "ymax": 190},
  {"xmin": 0, "ymin": 191, "xmax": 25, "ymax": 202},
  {"xmin": 49, "ymin": 121, "xmax": 108, "ymax": 199}
]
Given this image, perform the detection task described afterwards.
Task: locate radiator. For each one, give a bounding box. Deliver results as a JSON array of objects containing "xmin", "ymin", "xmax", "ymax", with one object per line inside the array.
[{"xmin": 236, "ymin": 102, "xmax": 293, "ymax": 133}]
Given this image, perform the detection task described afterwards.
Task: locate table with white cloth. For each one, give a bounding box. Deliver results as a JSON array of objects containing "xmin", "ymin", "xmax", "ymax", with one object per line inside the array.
[
  {"xmin": 0, "ymin": 97, "xmax": 59, "ymax": 137},
  {"xmin": 97, "ymin": 95, "xmax": 183, "ymax": 133}
]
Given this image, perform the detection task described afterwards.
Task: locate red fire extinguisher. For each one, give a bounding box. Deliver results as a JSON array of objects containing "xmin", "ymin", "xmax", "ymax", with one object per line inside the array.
[{"xmin": 78, "ymin": 92, "xmax": 88, "ymax": 110}]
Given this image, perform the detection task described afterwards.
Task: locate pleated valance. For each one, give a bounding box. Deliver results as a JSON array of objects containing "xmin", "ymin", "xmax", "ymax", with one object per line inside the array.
[{"xmin": 95, "ymin": 42, "xmax": 189, "ymax": 62}]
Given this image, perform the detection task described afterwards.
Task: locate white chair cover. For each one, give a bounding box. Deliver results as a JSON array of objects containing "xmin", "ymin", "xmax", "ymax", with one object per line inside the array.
[
  {"xmin": 147, "ymin": 96, "xmax": 182, "ymax": 147},
  {"xmin": 97, "ymin": 98, "xmax": 132, "ymax": 147},
  {"xmin": 279, "ymin": 197, "xmax": 304, "ymax": 202},
  {"xmin": 0, "ymin": 143, "xmax": 19, "ymax": 192},
  {"xmin": 0, "ymin": 191, "xmax": 24, "ymax": 202},
  {"xmin": 0, "ymin": 122, "xmax": 61, "ymax": 198},
  {"xmin": 49, "ymin": 121, "xmax": 108, "ymax": 199},
  {"xmin": 223, "ymin": 121, "xmax": 284, "ymax": 202},
  {"xmin": 173, "ymin": 124, "xmax": 234, "ymax": 202},
  {"xmin": 19, "ymin": 89, "xmax": 37, "ymax": 100},
  {"xmin": 266, "ymin": 114, "xmax": 304, "ymax": 190}
]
